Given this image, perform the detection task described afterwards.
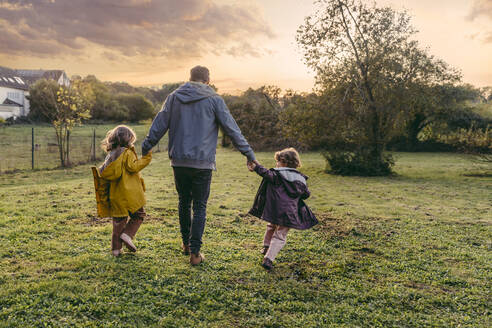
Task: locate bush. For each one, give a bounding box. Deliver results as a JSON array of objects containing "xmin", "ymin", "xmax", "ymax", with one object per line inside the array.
[
  {"xmin": 104, "ymin": 101, "xmax": 130, "ymax": 122},
  {"xmin": 446, "ymin": 107, "xmax": 491, "ymax": 131},
  {"xmin": 387, "ymin": 135, "xmax": 459, "ymax": 152},
  {"xmin": 4, "ymin": 116, "xmax": 32, "ymax": 125},
  {"xmin": 115, "ymin": 93, "xmax": 155, "ymax": 122},
  {"xmin": 323, "ymin": 150, "xmax": 394, "ymax": 176},
  {"xmin": 443, "ymin": 126, "xmax": 492, "ymax": 154}
]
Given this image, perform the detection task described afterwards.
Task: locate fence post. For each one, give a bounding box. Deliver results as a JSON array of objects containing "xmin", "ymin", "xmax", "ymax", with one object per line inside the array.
[
  {"xmin": 92, "ymin": 128, "xmax": 96, "ymax": 161},
  {"xmin": 31, "ymin": 127, "xmax": 34, "ymax": 170},
  {"xmin": 66, "ymin": 130, "xmax": 70, "ymax": 165}
]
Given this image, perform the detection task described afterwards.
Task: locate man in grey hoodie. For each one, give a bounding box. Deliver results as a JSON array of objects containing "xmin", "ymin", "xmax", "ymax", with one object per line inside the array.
[{"xmin": 141, "ymin": 66, "xmax": 256, "ymax": 265}]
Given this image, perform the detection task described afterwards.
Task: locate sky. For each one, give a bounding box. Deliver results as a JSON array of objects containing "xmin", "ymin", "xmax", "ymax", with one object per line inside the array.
[{"xmin": 0, "ymin": 0, "xmax": 491, "ymax": 94}]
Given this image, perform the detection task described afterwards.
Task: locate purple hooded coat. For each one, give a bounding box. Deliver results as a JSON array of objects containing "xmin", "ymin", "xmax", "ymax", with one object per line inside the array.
[{"xmin": 249, "ymin": 165, "xmax": 318, "ymax": 230}]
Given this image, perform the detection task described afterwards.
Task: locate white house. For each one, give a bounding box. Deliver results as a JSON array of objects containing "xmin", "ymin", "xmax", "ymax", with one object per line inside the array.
[
  {"xmin": 0, "ymin": 68, "xmax": 29, "ymax": 119},
  {"xmin": 0, "ymin": 66, "xmax": 70, "ymax": 120}
]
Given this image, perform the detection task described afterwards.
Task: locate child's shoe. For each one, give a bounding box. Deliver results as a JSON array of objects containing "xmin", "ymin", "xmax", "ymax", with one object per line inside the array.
[
  {"xmin": 112, "ymin": 249, "xmax": 122, "ymax": 257},
  {"xmin": 190, "ymin": 253, "xmax": 205, "ymax": 265},
  {"xmin": 261, "ymin": 245, "xmax": 269, "ymax": 255},
  {"xmin": 182, "ymin": 243, "xmax": 191, "ymax": 255},
  {"xmin": 262, "ymin": 257, "xmax": 273, "ymax": 271},
  {"xmin": 120, "ymin": 233, "xmax": 136, "ymax": 252}
]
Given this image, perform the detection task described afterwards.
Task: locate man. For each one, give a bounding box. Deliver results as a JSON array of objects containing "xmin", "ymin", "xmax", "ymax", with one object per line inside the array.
[{"xmin": 142, "ymin": 66, "xmax": 256, "ymax": 265}]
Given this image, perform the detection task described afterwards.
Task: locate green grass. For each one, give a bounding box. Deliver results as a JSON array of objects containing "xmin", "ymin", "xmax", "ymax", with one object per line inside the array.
[
  {"xmin": 0, "ymin": 123, "xmax": 164, "ymax": 172},
  {"xmin": 0, "ymin": 149, "xmax": 490, "ymax": 327}
]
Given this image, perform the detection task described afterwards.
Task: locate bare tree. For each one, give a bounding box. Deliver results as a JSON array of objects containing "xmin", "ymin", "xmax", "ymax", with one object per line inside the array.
[{"xmin": 29, "ymin": 79, "xmax": 94, "ymax": 167}]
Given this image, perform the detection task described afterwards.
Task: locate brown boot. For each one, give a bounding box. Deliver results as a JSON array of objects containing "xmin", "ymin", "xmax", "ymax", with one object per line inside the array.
[
  {"xmin": 262, "ymin": 257, "xmax": 273, "ymax": 271},
  {"xmin": 120, "ymin": 233, "xmax": 136, "ymax": 252},
  {"xmin": 121, "ymin": 218, "xmax": 143, "ymax": 252},
  {"xmin": 190, "ymin": 253, "xmax": 205, "ymax": 265},
  {"xmin": 122, "ymin": 218, "xmax": 143, "ymax": 239},
  {"xmin": 112, "ymin": 218, "xmax": 127, "ymax": 252},
  {"xmin": 182, "ymin": 243, "xmax": 191, "ymax": 255}
]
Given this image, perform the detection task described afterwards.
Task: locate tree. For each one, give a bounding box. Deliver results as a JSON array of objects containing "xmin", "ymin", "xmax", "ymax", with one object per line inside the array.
[
  {"xmin": 115, "ymin": 93, "xmax": 155, "ymax": 122},
  {"xmin": 479, "ymin": 86, "xmax": 492, "ymax": 103},
  {"xmin": 400, "ymin": 84, "xmax": 481, "ymax": 150},
  {"xmin": 29, "ymin": 79, "xmax": 94, "ymax": 167},
  {"xmin": 80, "ymin": 75, "xmax": 157, "ymax": 122},
  {"xmin": 81, "ymin": 76, "xmax": 129, "ymax": 121},
  {"xmin": 224, "ymin": 86, "xmax": 290, "ymax": 150},
  {"xmin": 27, "ymin": 79, "xmax": 60, "ymax": 122},
  {"xmin": 82, "ymin": 76, "xmax": 116, "ymax": 121},
  {"xmin": 152, "ymin": 82, "xmax": 183, "ymax": 105},
  {"xmin": 296, "ymin": 0, "xmax": 459, "ymax": 175},
  {"xmin": 281, "ymin": 92, "xmax": 334, "ymax": 150}
]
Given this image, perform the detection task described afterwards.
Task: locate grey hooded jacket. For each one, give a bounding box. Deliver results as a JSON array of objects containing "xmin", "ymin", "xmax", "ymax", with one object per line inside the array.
[{"xmin": 141, "ymin": 82, "xmax": 255, "ymax": 170}]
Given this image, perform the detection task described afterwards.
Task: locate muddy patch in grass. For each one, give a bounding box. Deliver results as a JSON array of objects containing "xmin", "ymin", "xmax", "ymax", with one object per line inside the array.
[
  {"xmin": 463, "ymin": 172, "xmax": 492, "ymax": 177},
  {"xmin": 314, "ymin": 213, "xmax": 388, "ymax": 237},
  {"xmin": 149, "ymin": 207, "xmax": 178, "ymax": 217},
  {"xmin": 68, "ymin": 213, "xmax": 172, "ymax": 226}
]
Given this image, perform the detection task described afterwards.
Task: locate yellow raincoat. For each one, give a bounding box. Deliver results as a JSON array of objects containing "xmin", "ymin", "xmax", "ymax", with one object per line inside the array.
[{"xmin": 92, "ymin": 147, "xmax": 152, "ymax": 218}]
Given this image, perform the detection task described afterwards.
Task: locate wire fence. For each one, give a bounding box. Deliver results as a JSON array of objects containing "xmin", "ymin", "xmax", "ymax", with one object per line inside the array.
[{"xmin": 0, "ymin": 124, "xmax": 165, "ymax": 173}]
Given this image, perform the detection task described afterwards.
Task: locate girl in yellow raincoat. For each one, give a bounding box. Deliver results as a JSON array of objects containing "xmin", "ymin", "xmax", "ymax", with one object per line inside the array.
[{"xmin": 92, "ymin": 125, "xmax": 152, "ymax": 256}]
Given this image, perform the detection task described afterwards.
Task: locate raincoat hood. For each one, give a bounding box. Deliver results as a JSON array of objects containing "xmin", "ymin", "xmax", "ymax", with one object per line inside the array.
[
  {"xmin": 274, "ymin": 167, "xmax": 307, "ymax": 185},
  {"xmin": 174, "ymin": 81, "xmax": 217, "ymax": 104},
  {"xmin": 99, "ymin": 147, "xmax": 125, "ymax": 178},
  {"xmin": 274, "ymin": 167, "xmax": 308, "ymax": 198}
]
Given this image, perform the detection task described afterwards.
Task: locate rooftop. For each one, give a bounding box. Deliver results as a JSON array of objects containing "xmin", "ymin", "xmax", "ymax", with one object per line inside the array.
[
  {"xmin": 0, "ymin": 66, "xmax": 67, "ymax": 91},
  {"xmin": 0, "ymin": 67, "xmax": 28, "ymax": 91}
]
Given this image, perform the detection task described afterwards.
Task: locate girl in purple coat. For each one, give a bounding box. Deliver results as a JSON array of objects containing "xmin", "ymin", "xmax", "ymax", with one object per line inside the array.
[{"xmin": 248, "ymin": 148, "xmax": 318, "ymax": 270}]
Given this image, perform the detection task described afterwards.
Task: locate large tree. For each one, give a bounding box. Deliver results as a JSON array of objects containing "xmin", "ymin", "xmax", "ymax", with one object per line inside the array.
[{"xmin": 296, "ymin": 0, "xmax": 459, "ymax": 175}]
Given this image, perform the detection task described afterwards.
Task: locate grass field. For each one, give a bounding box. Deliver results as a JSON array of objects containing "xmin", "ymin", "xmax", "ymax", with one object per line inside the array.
[{"xmin": 0, "ymin": 146, "xmax": 490, "ymax": 327}]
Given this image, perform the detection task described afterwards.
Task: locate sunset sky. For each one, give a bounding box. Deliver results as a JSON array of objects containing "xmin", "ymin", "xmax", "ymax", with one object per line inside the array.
[{"xmin": 1, "ymin": 0, "xmax": 491, "ymax": 94}]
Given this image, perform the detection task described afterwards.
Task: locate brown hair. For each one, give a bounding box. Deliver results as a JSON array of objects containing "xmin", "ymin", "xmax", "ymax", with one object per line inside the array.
[
  {"xmin": 101, "ymin": 125, "xmax": 137, "ymax": 152},
  {"xmin": 274, "ymin": 147, "xmax": 302, "ymax": 168},
  {"xmin": 190, "ymin": 65, "xmax": 210, "ymax": 83}
]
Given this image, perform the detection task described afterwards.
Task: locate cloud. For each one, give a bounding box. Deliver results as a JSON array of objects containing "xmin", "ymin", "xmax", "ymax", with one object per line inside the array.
[
  {"xmin": 101, "ymin": 51, "xmax": 119, "ymax": 62},
  {"xmin": 467, "ymin": 0, "xmax": 492, "ymax": 21},
  {"xmin": 0, "ymin": 0, "xmax": 275, "ymax": 59},
  {"xmin": 467, "ymin": 0, "xmax": 492, "ymax": 43}
]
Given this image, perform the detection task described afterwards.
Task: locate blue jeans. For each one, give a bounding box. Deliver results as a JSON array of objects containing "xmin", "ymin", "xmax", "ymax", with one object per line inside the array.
[{"xmin": 173, "ymin": 167, "xmax": 212, "ymax": 254}]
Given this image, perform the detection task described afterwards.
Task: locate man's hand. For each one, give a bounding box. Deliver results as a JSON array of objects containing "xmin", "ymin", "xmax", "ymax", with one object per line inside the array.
[{"xmin": 247, "ymin": 160, "xmax": 259, "ymax": 172}]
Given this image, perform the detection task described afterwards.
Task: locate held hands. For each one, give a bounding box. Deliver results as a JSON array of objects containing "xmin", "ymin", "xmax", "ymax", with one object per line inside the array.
[
  {"xmin": 141, "ymin": 148, "xmax": 152, "ymax": 157},
  {"xmin": 247, "ymin": 160, "xmax": 260, "ymax": 172}
]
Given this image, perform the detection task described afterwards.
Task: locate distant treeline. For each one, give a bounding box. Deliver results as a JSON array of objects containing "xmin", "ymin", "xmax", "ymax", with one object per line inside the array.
[
  {"xmin": 223, "ymin": 84, "xmax": 492, "ymax": 155},
  {"xmin": 24, "ymin": 75, "xmax": 491, "ymax": 158},
  {"xmin": 27, "ymin": 75, "xmax": 184, "ymax": 123}
]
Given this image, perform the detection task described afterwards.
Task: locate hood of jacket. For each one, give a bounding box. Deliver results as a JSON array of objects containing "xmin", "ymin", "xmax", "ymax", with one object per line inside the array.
[
  {"xmin": 174, "ymin": 81, "xmax": 217, "ymax": 104},
  {"xmin": 274, "ymin": 167, "xmax": 309, "ymax": 198},
  {"xmin": 99, "ymin": 147, "xmax": 127, "ymax": 180},
  {"xmin": 274, "ymin": 167, "xmax": 307, "ymax": 185}
]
